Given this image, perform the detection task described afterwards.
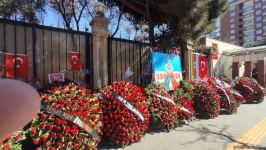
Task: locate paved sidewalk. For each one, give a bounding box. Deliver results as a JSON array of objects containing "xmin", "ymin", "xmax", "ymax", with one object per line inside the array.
[{"xmin": 100, "ymin": 97, "xmax": 266, "ymax": 150}]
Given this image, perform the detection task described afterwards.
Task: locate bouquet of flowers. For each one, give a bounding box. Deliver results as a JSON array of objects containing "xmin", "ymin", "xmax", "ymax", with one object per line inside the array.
[
  {"xmin": 145, "ymin": 83, "xmax": 178, "ymax": 131},
  {"xmin": 207, "ymin": 78, "xmax": 237, "ymax": 114},
  {"xmin": 29, "ymin": 83, "xmax": 103, "ymax": 150},
  {"xmin": 100, "ymin": 81, "xmax": 150, "ymax": 147},
  {"xmin": 193, "ymin": 81, "xmax": 220, "ymax": 119}
]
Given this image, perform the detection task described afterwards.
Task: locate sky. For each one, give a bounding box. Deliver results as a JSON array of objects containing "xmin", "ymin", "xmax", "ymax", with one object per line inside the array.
[{"xmin": 41, "ymin": 5, "xmax": 133, "ymax": 40}]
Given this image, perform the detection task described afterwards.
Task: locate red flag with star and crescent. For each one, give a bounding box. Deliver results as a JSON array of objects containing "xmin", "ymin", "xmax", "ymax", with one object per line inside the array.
[
  {"xmin": 193, "ymin": 53, "xmax": 197, "ymax": 78},
  {"xmin": 67, "ymin": 51, "xmax": 81, "ymax": 71},
  {"xmin": 199, "ymin": 54, "xmax": 208, "ymax": 79},
  {"xmin": 5, "ymin": 53, "xmax": 29, "ymax": 78}
]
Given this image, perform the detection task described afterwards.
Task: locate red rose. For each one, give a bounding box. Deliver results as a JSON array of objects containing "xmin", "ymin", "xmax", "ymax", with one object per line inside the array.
[
  {"xmin": 55, "ymin": 126, "xmax": 61, "ymax": 131},
  {"xmin": 32, "ymin": 138, "xmax": 39, "ymax": 145},
  {"xmin": 39, "ymin": 123, "xmax": 46, "ymax": 130},
  {"xmin": 45, "ymin": 141, "xmax": 51, "ymax": 147},
  {"xmin": 41, "ymin": 136, "xmax": 47, "ymax": 142},
  {"xmin": 47, "ymin": 124, "xmax": 53, "ymax": 131},
  {"xmin": 30, "ymin": 128, "xmax": 37, "ymax": 135},
  {"xmin": 71, "ymin": 128, "xmax": 78, "ymax": 136},
  {"xmin": 40, "ymin": 113, "xmax": 47, "ymax": 119},
  {"xmin": 52, "ymin": 87, "xmax": 58, "ymax": 93},
  {"xmin": 73, "ymin": 144, "xmax": 80, "ymax": 149},
  {"xmin": 50, "ymin": 132, "xmax": 56, "ymax": 138},
  {"xmin": 50, "ymin": 147, "xmax": 56, "ymax": 150},
  {"xmin": 64, "ymin": 126, "xmax": 71, "ymax": 133},
  {"xmin": 6, "ymin": 135, "xmax": 11, "ymax": 142},
  {"xmin": 4, "ymin": 144, "xmax": 10, "ymax": 150},
  {"xmin": 56, "ymin": 142, "xmax": 63, "ymax": 147},
  {"xmin": 15, "ymin": 133, "xmax": 22, "ymax": 141}
]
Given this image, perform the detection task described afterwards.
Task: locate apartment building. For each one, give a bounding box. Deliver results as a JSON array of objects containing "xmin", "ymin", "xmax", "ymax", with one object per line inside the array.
[{"xmin": 220, "ymin": 0, "xmax": 266, "ymax": 47}]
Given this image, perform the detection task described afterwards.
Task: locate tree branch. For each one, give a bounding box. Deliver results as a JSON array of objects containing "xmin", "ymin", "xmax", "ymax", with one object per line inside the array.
[{"xmin": 118, "ymin": 0, "xmax": 146, "ymax": 16}]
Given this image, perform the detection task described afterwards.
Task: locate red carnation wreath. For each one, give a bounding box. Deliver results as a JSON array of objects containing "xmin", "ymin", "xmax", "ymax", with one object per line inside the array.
[
  {"xmin": 193, "ymin": 81, "xmax": 220, "ymax": 119},
  {"xmin": 29, "ymin": 83, "xmax": 103, "ymax": 150},
  {"xmin": 145, "ymin": 83, "xmax": 178, "ymax": 131},
  {"xmin": 100, "ymin": 81, "xmax": 150, "ymax": 147}
]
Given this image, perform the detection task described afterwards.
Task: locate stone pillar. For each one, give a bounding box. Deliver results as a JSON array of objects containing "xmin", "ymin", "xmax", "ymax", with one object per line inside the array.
[
  {"xmin": 256, "ymin": 54, "xmax": 265, "ymax": 87},
  {"xmin": 91, "ymin": 17, "xmax": 109, "ymax": 89},
  {"xmin": 232, "ymin": 62, "xmax": 239, "ymax": 79},
  {"xmin": 207, "ymin": 49, "xmax": 214, "ymax": 77},
  {"xmin": 244, "ymin": 55, "xmax": 251, "ymax": 77},
  {"xmin": 183, "ymin": 44, "xmax": 193, "ymax": 80},
  {"xmin": 244, "ymin": 61, "xmax": 251, "ymax": 77}
]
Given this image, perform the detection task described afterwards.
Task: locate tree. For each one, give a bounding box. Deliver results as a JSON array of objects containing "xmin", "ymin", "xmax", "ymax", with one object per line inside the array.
[
  {"xmin": 49, "ymin": 0, "xmax": 90, "ymax": 31},
  {"xmin": 104, "ymin": 0, "xmax": 228, "ymax": 47},
  {"xmin": 0, "ymin": 0, "xmax": 46, "ymax": 23}
]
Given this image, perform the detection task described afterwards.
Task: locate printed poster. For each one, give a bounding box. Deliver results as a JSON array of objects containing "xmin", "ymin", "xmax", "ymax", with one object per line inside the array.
[{"xmin": 151, "ymin": 52, "xmax": 183, "ymax": 91}]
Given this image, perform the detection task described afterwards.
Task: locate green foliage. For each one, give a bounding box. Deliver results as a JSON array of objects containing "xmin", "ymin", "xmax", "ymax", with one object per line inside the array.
[
  {"xmin": 0, "ymin": 0, "xmax": 46, "ymax": 23},
  {"xmin": 104, "ymin": 0, "xmax": 228, "ymax": 46}
]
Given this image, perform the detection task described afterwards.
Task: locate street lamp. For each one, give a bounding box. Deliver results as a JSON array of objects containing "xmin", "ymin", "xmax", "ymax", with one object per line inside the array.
[{"xmin": 94, "ymin": 2, "xmax": 106, "ymax": 17}]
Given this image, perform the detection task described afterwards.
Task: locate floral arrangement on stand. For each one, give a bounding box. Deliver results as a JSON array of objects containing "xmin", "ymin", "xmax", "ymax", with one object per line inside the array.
[
  {"xmin": 247, "ymin": 78, "xmax": 264, "ymax": 102},
  {"xmin": 207, "ymin": 78, "xmax": 237, "ymax": 114},
  {"xmin": 171, "ymin": 88, "xmax": 195, "ymax": 122},
  {"xmin": 145, "ymin": 83, "xmax": 178, "ymax": 131},
  {"xmin": 100, "ymin": 81, "xmax": 150, "ymax": 147},
  {"xmin": 28, "ymin": 83, "xmax": 103, "ymax": 150},
  {"xmin": 234, "ymin": 77, "xmax": 257, "ymax": 103},
  {"xmin": 220, "ymin": 77, "xmax": 245, "ymax": 106},
  {"xmin": 193, "ymin": 81, "xmax": 220, "ymax": 119}
]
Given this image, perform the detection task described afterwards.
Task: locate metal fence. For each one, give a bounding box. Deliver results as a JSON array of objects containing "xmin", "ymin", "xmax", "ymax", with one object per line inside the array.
[
  {"xmin": 107, "ymin": 37, "xmax": 174, "ymax": 86},
  {"xmin": 0, "ymin": 19, "xmax": 92, "ymax": 85},
  {"xmin": 0, "ymin": 19, "xmax": 176, "ymax": 87}
]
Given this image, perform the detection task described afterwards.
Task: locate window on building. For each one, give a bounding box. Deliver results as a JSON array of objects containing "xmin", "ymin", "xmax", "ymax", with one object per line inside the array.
[
  {"xmin": 256, "ymin": 10, "xmax": 262, "ymax": 15},
  {"xmin": 230, "ymin": 36, "xmax": 235, "ymax": 40},
  {"xmin": 239, "ymin": 25, "xmax": 243, "ymax": 28},
  {"xmin": 257, "ymin": 36, "xmax": 263, "ymax": 40},
  {"xmin": 239, "ymin": 18, "xmax": 243, "ymax": 22},
  {"xmin": 230, "ymin": 18, "xmax": 235, "ymax": 23},
  {"xmin": 239, "ymin": 31, "xmax": 243, "ymax": 34},
  {"xmin": 256, "ymin": 17, "xmax": 262, "ymax": 21},
  {"xmin": 256, "ymin": 23, "xmax": 262, "ymax": 28},
  {"xmin": 255, "ymin": 3, "xmax": 262, "ymax": 8},
  {"xmin": 230, "ymin": 30, "xmax": 235, "ymax": 34},
  {"xmin": 230, "ymin": 12, "xmax": 235, "ymax": 17},
  {"xmin": 230, "ymin": 6, "xmax": 236, "ymax": 11},
  {"xmin": 230, "ymin": 24, "xmax": 235, "ymax": 29},
  {"xmin": 256, "ymin": 30, "xmax": 262, "ymax": 34}
]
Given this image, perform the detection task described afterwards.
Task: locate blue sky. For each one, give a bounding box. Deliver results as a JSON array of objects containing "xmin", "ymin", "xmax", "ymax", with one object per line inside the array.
[{"xmin": 41, "ymin": 6, "xmax": 131, "ymax": 39}]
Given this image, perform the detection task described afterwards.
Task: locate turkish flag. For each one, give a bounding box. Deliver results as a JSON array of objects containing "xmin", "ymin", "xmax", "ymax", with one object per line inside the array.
[
  {"xmin": 199, "ymin": 54, "xmax": 207, "ymax": 79},
  {"xmin": 193, "ymin": 53, "xmax": 197, "ymax": 78},
  {"xmin": 67, "ymin": 51, "xmax": 81, "ymax": 71},
  {"xmin": 5, "ymin": 53, "xmax": 28, "ymax": 78}
]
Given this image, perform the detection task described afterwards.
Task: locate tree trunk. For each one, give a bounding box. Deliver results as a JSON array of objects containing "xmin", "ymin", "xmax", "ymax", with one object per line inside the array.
[
  {"xmin": 76, "ymin": 21, "xmax": 80, "ymax": 31},
  {"xmin": 149, "ymin": 22, "xmax": 155, "ymax": 46},
  {"xmin": 180, "ymin": 40, "xmax": 188, "ymax": 79}
]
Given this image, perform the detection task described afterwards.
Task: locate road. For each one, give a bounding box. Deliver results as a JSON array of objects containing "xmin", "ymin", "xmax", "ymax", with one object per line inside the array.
[{"xmin": 100, "ymin": 97, "xmax": 266, "ymax": 150}]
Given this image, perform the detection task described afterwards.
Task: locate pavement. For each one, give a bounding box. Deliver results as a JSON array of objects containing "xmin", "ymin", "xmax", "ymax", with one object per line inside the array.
[{"xmin": 100, "ymin": 97, "xmax": 266, "ymax": 150}]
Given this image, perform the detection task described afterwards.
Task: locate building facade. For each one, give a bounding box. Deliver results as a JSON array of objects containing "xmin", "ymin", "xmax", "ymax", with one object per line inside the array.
[{"xmin": 221, "ymin": 0, "xmax": 266, "ymax": 47}]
